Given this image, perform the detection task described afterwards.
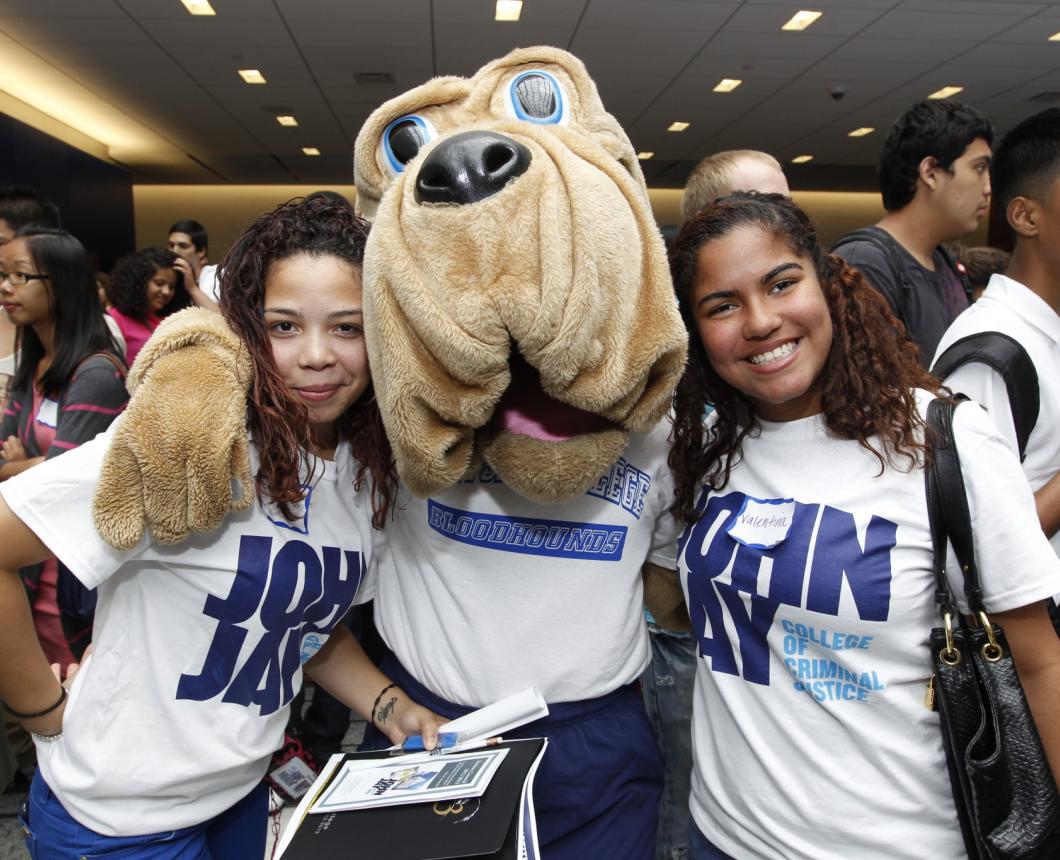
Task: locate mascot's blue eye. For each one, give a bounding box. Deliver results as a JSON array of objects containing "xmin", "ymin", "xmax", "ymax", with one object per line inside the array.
[
  {"xmin": 508, "ymin": 71, "xmax": 565, "ymax": 125},
  {"xmin": 382, "ymin": 115, "xmax": 435, "ymax": 174}
]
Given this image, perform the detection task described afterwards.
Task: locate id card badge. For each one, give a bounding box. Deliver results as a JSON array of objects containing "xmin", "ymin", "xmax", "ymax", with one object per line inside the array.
[{"xmin": 35, "ymin": 397, "xmax": 59, "ymax": 429}]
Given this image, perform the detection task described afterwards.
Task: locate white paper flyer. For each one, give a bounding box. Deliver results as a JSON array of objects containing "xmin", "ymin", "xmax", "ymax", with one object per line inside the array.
[{"xmin": 309, "ymin": 748, "xmax": 510, "ymax": 814}]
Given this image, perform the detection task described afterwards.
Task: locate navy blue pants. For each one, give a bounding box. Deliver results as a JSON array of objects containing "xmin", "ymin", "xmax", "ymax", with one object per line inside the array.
[{"xmin": 361, "ymin": 656, "xmax": 664, "ymax": 860}]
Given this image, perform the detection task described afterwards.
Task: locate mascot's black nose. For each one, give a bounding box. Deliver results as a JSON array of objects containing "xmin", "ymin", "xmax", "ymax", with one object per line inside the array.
[{"xmin": 415, "ymin": 131, "xmax": 531, "ymax": 204}]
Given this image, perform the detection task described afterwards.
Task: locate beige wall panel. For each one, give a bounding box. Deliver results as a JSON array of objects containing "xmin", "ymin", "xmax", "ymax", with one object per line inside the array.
[
  {"xmin": 135, "ymin": 185, "xmax": 989, "ymax": 263},
  {"xmin": 133, "ymin": 185, "xmax": 358, "ymax": 260}
]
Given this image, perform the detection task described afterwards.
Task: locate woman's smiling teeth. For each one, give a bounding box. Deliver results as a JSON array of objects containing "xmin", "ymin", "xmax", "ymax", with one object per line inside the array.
[{"xmin": 748, "ymin": 340, "xmax": 798, "ymax": 366}]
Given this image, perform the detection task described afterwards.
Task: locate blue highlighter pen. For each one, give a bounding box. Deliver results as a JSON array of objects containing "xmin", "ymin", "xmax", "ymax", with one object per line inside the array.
[{"xmin": 401, "ymin": 732, "xmax": 459, "ymax": 753}]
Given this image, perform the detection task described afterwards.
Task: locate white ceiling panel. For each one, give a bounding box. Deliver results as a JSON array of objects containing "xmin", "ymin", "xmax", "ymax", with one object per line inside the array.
[{"xmin": 1, "ymin": 0, "xmax": 1058, "ymax": 185}]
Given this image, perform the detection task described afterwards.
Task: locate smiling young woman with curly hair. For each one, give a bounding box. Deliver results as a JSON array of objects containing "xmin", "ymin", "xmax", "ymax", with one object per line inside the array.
[
  {"xmin": 667, "ymin": 192, "xmax": 1060, "ymax": 860},
  {"xmin": 0, "ymin": 197, "xmax": 442, "ymax": 858}
]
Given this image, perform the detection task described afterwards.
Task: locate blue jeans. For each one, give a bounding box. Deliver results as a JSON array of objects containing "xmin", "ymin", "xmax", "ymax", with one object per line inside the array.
[
  {"xmin": 641, "ymin": 623, "xmax": 698, "ymax": 860},
  {"xmin": 18, "ymin": 774, "xmax": 268, "ymax": 859},
  {"xmin": 687, "ymin": 821, "xmax": 736, "ymax": 860}
]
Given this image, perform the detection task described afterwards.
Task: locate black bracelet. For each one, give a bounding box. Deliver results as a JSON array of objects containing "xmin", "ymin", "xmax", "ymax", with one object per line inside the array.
[
  {"xmin": 371, "ymin": 682, "xmax": 397, "ymax": 725},
  {"xmin": 5, "ymin": 686, "xmax": 66, "ymax": 720}
]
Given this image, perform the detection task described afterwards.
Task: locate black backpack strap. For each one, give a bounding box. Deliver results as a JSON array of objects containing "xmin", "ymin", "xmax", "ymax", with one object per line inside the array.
[
  {"xmin": 936, "ymin": 244, "xmax": 974, "ymax": 304},
  {"xmin": 931, "ymin": 332, "xmax": 1040, "ymax": 462},
  {"xmin": 832, "ymin": 227, "xmax": 913, "ymax": 323}
]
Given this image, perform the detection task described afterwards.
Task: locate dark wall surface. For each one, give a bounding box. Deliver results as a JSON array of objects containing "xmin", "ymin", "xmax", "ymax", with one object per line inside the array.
[{"xmin": 0, "ymin": 112, "xmax": 135, "ymax": 269}]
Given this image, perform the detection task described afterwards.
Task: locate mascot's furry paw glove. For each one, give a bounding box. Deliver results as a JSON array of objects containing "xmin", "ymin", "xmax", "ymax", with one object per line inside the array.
[{"xmin": 93, "ymin": 308, "xmax": 253, "ymax": 549}]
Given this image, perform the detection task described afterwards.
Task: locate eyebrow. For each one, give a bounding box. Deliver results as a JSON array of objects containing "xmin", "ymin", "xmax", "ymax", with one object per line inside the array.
[
  {"xmin": 695, "ymin": 262, "xmax": 803, "ymax": 308},
  {"xmin": 762, "ymin": 262, "xmax": 802, "ymax": 282},
  {"xmin": 264, "ymin": 307, "xmax": 363, "ymax": 319}
]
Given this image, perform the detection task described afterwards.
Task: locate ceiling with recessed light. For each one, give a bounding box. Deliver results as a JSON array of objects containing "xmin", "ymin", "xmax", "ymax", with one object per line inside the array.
[{"xmin": 1, "ymin": 0, "xmax": 1058, "ymax": 189}]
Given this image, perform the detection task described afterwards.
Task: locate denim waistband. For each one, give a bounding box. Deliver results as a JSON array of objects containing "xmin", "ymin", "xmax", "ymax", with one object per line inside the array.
[{"xmin": 379, "ymin": 653, "xmax": 639, "ymax": 730}]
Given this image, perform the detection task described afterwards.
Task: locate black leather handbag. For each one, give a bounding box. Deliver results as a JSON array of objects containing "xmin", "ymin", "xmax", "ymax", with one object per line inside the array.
[{"xmin": 924, "ymin": 397, "xmax": 1060, "ymax": 859}]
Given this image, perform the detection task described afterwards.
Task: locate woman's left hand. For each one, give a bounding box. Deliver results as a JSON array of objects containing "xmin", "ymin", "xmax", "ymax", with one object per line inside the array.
[
  {"xmin": 378, "ymin": 693, "xmax": 445, "ymax": 750},
  {"xmin": 1, "ymin": 436, "xmax": 26, "ymax": 462}
]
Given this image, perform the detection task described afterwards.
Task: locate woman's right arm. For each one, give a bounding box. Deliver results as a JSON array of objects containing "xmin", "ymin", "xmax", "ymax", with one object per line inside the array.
[{"xmin": 0, "ymin": 495, "xmax": 67, "ymax": 737}]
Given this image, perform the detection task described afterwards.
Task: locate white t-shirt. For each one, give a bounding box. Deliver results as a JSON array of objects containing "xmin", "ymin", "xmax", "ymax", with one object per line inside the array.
[
  {"xmin": 366, "ymin": 421, "xmax": 680, "ymax": 706},
  {"xmin": 934, "ymin": 273, "xmax": 1060, "ymax": 556},
  {"xmin": 199, "ymin": 264, "xmax": 220, "ymax": 304},
  {"xmin": 679, "ymin": 391, "xmax": 1060, "ymax": 860},
  {"xmin": 0, "ymin": 423, "xmax": 376, "ymax": 836}
]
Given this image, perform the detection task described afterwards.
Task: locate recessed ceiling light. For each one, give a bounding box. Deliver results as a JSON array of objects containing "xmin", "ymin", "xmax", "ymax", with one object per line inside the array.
[
  {"xmin": 1049, "ymin": 31, "xmax": 1060, "ymax": 41},
  {"xmin": 713, "ymin": 78, "xmax": 742, "ymax": 93},
  {"xmin": 668, "ymin": 121, "xmax": 690, "ymax": 132},
  {"xmin": 495, "ymin": 0, "xmax": 523, "ymax": 21},
  {"xmin": 928, "ymin": 86, "xmax": 964, "ymax": 100},
  {"xmin": 302, "ymin": 147, "xmax": 320, "ymax": 156},
  {"xmin": 180, "ymin": 0, "xmax": 216, "ymax": 15},
  {"xmin": 637, "ymin": 151, "xmax": 654, "ymax": 160},
  {"xmin": 848, "ymin": 127, "xmax": 875, "ymax": 137},
  {"xmin": 238, "ymin": 69, "xmax": 266, "ymax": 85},
  {"xmin": 782, "ymin": 10, "xmax": 822, "ymax": 31},
  {"xmin": 791, "ymin": 155, "xmax": 814, "ymax": 164},
  {"xmin": 276, "ymin": 115, "xmax": 298, "ymax": 126}
]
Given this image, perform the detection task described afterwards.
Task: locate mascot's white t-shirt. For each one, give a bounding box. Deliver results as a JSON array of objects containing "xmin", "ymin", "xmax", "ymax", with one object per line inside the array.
[
  {"xmin": 366, "ymin": 421, "xmax": 680, "ymax": 706},
  {"xmin": 679, "ymin": 391, "xmax": 1060, "ymax": 860},
  {"xmin": 0, "ymin": 422, "xmax": 375, "ymax": 837}
]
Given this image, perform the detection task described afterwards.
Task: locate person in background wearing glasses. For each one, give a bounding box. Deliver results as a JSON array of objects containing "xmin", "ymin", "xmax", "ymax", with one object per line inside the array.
[
  {"xmin": 0, "ymin": 187, "xmax": 63, "ymax": 408},
  {"xmin": 0, "ymin": 227, "xmax": 128, "ymax": 670}
]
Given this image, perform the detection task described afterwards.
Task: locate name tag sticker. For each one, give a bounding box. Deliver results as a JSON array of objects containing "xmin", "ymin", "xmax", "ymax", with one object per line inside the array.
[
  {"xmin": 35, "ymin": 398, "xmax": 59, "ymax": 428},
  {"xmin": 726, "ymin": 497, "xmax": 796, "ymax": 549}
]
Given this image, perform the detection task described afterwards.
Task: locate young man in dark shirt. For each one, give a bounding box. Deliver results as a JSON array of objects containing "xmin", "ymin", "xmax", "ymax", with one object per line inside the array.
[{"xmin": 833, "ymin": 100, "xmax": 993, "ymax": 364}]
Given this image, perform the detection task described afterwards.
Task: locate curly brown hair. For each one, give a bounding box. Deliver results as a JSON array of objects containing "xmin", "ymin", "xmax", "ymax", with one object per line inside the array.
[
  {"xmin": 668, "ymin": 193, "xmax": 944, "ymax": 523},
  {"xmin": 107, "ymin": 246, "xmax": 189, "ymax": 323},
  {"xmin": 218, "ymin": 196, "xmax": 397, "ymax": 529}
]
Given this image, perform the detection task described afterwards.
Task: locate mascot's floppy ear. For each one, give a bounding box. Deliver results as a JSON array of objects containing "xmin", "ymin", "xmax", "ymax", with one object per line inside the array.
[{"xmin": 353, "ymin": 46, "xmax": 687, "ymax": 504}]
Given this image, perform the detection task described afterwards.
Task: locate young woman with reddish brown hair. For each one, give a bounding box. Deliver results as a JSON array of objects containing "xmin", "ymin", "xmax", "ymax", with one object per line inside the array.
[
  {"xmin": 0, "ymin": 196, "xmax": 441, "ymax": 858},
  {"xmin": 668, "ymin": 193, "xmax": 1060, "ymax": 859}
]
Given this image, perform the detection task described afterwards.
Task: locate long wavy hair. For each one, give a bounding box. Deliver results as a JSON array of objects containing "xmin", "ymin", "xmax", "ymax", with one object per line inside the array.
[
  {"xmin": 107, "ymin": 246, "xmax": 189, "ymax": 322},
  {"xmin": 668, "ymin": 192, "xmax": 943, "ymax": 523},
  {"xmin": 218, "ymin": 196, "xmax": 396, "ymax": 529}
]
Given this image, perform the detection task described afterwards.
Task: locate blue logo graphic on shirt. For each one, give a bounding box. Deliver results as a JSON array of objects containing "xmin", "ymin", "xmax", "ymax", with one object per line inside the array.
[
  {"xmin": 681, "ymin": 490, "xmax": 895, "ymax": 694},
  {"xmin": 586, "ymin": 456, "xmax": 651, "ymax": 519},
  {"xmin": 265, "ymin": 485, "xmax": 314, "ymax": 534},
  {"xmin": 427, "ymin": 500, "xmax": 627, "ymax": 560},
  {"xmin": 458, "ymin": 458, "xmax": 651, "ymax": 518},
  {"xmin": 176, "ymin": 536, "xmax": 365, "ymax": 715}
]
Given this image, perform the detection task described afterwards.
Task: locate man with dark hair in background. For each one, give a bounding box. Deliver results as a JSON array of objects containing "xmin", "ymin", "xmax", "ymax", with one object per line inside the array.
[
  {"xmin": 0, "ymin": 186, "xmax": 61, "ymax": 246},
  {"xmin": 833, "ymin": 100, "xmax": 993, "ymax": 364},
  {"xmin": 934, "ymin": 108, "xmax": 1060, "ymax": 561},
  {"xmin": 167, "ymin": 218, "xmax": 218, "ymax": 310}
]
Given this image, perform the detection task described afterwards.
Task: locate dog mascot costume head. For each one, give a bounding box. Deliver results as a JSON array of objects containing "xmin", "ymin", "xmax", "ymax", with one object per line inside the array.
[{"xmin": 354, "ymin": 46, "xmax": 685, "ymax": 504}]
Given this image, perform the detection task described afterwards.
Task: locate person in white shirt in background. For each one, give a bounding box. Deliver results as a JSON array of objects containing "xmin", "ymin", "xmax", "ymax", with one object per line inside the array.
[
  {"xmin": 934, "ymin": 107, "xmax": 1060, "ymax": 558},
  {"xmin": 168, "ymin": 217, "xmax": 220, "ymax": 311}
]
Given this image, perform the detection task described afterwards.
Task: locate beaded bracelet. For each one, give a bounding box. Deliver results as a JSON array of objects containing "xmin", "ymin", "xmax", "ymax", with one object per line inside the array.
[
  {"xmin": 4, "ymin": 685, "xmax": 66, "ymax": 720},
  {"xmin": 371, "ymin": 682, "xmax": 398, "ymax": 726}
]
